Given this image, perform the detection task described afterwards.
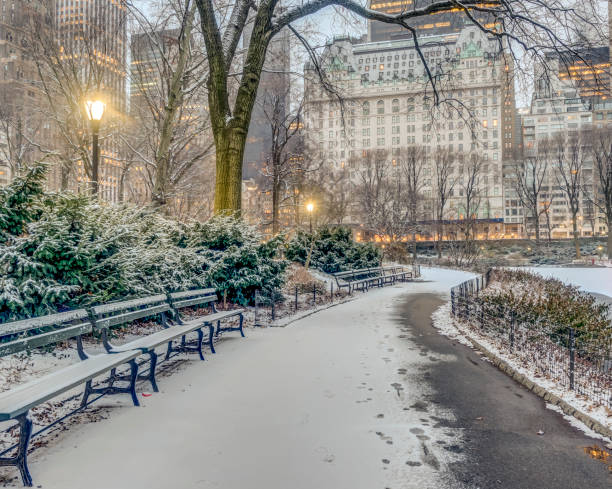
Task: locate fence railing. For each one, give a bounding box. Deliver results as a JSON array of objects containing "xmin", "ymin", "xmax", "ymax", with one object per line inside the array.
[
  {"xmin": 451, "ymin": 272, "xmax": 612, "ymax": 410},
  {"xmin": 254, "ymin": 264, "xmax": 421, "ymax": 325}
]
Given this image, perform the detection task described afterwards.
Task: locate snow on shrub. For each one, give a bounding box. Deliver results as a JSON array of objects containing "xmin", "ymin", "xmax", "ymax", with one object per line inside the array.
[
  {"xmin": 0, "ymin": 165, "xmax": 288, "ymax": 321},
  {"xmin": 285, "ymin": 226, "xmax": 381, "ymax": 274},
  {"xmin": 479, "ymin": 269, "xmax": 610, "ymax": 352}
]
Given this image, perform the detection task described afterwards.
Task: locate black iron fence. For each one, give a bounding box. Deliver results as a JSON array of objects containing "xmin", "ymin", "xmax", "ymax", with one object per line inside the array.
[
  {"xmin": 451, "ymin": 272, "xmax": 612, "ymax": 410},
  {"xmin": 254, "ymin": 283, "xmax": 344, "ymax": 325}
]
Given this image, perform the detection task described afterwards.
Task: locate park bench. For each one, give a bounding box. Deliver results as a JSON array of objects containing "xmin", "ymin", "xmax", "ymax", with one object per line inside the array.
[
  {"xmin": 0, "ymin": 288, "xmax": 245, "ymax": 486},
  {"xmin": 0, "ymin": 310, "xmax": 142, "ymax": 486},
  {"xmin": 382, "ymin": 266, "xmax": 412, "ymax": 283},
  {"xmin": 332, "ymin": 269, "xmax": 372, "ymax": 293},
  {"xmin": 332, "ymin": 265, "xmax": 418, "ymax": 293},
  {"xmin": 89, "ymin": 289, "xmax": 245, "ymax": 399}
]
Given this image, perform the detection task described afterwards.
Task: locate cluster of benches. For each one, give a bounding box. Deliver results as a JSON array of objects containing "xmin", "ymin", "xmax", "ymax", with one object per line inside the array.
[
  {"xmin": 0, "ymin": 288, "xmax": 244, "ymax": 486},
  {"xmin": 332, "ymin": 265, "xmax": 420, "ymax": 294}
]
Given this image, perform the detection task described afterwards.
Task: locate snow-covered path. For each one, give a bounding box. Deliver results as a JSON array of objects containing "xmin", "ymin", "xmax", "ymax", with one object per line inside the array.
[{"xmin": 20, "ymin": 270, "xmax": 473, "ymax": 489}]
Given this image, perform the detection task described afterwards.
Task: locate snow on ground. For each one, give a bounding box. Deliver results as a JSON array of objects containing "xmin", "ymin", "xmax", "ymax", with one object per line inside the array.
[
  {"xmin": 0, "ymin": 274, "xmax": 472, "ymax": 489},
  {"xmin": 520, "ymin": 267, "xmax": 612, "ymax": 298},
  {"xmin": 431, "ymin": 301, "xmax": 612, "ymax": 440}
]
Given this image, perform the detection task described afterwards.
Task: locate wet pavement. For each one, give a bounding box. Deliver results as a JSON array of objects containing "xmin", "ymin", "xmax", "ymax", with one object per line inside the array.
[{"xmin": 396, "ymin": 292, "xmax": 611, "ymax": 489}]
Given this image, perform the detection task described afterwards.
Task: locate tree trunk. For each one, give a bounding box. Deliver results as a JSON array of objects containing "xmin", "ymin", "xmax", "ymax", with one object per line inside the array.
[
  {"xmin": 412, "ymin": 230, "xmax": 417, "ymax": 263},
  {"xmin": 272, "ymin": 177, "xmax": 280, "ymax": 235},
  {"xmin": 213, "ymin": 127, "xmax": 246, "ymax": 214},
  {"xmin": 436, "ymin": 220, "xmax": 443, "ymax": 259},
  {"xmin": 607, "ymin": 208, "xmax": 612, "ymax": 259},
  {"xmin": 572, "ymin": 214, "xmax": 581, "ymax": 258},
  {"xmin": 533, "ymin": 211, "xmax": 540, "ymax": 245}
]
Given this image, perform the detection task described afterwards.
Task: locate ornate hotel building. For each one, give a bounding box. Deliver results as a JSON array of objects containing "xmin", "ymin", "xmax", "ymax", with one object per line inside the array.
[{"xmin": 304, "ymin": 25, "xmax": 517, "ymax": 238}]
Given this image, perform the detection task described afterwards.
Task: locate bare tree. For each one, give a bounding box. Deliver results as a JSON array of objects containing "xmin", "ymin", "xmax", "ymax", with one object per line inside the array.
[
  {"xmin": 355, "ymin": 149, "xmax": 416, "ymax": 252},
  {"xmin": 587, "ymin": 127, "xmax": 612, "ymax": 257},
  {"xmin": 126, "ymin": 1, "xmax": 214, "ymax": 210},
  {"xmin": 511, "ymin": 152, "xmax": 548, "ymax": 245},
  {"xmin": 398, "ymin": 146, "xmax": 426, "ymax": 262},
  {"xmin": 552, "ymin": 132, "xmax": 586, "ymax": 258},
  {"xmin": 0, "ymin": 105, "xmax": 41, "ymax": 178},
  {"xmin": 259, "ymin": 87, "xmax": 304, "ymax": 234},
  {"xmin": 193, "ymin": 0, "xmax": 606, "ymax": 213},
  {"xmin": 449, "ymin": 153, "xmax": 483, "ymax": 266},
  {"xmin": 432, "ymin": 147, "xmax": 456, "ymax": 259}
]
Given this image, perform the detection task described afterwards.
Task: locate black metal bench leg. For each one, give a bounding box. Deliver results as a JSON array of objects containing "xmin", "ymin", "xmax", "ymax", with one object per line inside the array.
[
  {"xmin": 238, "ymin": 314, "xmax": 245, "ymax": 338},
  {"xmin": 207, "ymin": 324, "xmax": 216, "ymax": 354},
  {"xmin": 0, "ymin": 414, "xmax": 34, "ymax": 487},
  {"xmin": 80, "ymin": 380, "xmax": 93, "ymax": 408},
  {"xmin": 148, "ymin": 351, "xmax": 159, "ymax": 392},
  {"xmin": 215, "ymin": 320, "xmax": 221, "ymax": 337},
  {"xmin": 196, "ymin": 328, "xmax": 205, "ymax": 361},
  {"xmin": 17, "ymin": 413, "xmax": 33, "ymax": 487},
  {"xmin": 165, "ymin": 340, "xmax": 173, "ymax": 361},
  {"xmin": 128, "ymin": 359, "xmax": 140, "ymax": 407}
]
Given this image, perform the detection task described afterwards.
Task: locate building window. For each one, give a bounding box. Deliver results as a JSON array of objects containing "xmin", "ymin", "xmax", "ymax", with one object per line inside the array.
[{"xmin": 377, "ymin": 100, "xmax": 385, "ymax": 114}]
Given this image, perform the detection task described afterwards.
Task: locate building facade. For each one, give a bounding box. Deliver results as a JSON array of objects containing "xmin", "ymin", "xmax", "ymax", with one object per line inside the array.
[
  {"xmin": 242, "ymin": 23, "xmax": 291, "ymax": 179},
  {"xmin": 0, "ymin": 0, "xmax": 54, "ymax": 185},
  {"xmin": 304, "ymin": 25, "xmax": 516, "ymax": 239},
  {"xmin": 520, "ymin": 50, "xmax": 608, "ymax": 239},
  {"xmin": 368, "ymin": 0, "xmax": 496, "ymax": 42},
  {"xmin": 55, "ymin": 0, "xmax": 128, "ymax": 202}
]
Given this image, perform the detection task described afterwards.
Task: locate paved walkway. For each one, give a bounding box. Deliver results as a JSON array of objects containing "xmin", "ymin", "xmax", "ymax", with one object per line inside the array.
[{"xmin": 10, "ymin": 269, "xmax": 611, "ymax": 488}]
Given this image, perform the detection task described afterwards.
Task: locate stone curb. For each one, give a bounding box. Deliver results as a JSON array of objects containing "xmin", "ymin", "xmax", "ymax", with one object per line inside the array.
[
  {"xmin": 267, "ymin": 295, "xmax": 358, "ymax": 328},
  {"xmin": 467, "ymin": 336, "xmax": 612, "ymax": 441}
]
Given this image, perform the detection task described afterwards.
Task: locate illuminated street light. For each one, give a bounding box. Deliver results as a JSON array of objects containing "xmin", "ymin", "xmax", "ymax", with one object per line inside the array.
[
  {"xmin": 84, "ymin": 99, "xmax": 106, "ymax": 196},
  {"xmin": 306, "ymin": 202, "xmax": 314, "ymax": 233}
]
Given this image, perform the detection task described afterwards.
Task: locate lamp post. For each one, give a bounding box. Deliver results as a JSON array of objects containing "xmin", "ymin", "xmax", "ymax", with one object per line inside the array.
[
  {"xmin": 84, "ymin": 99, "xmax": 106, "ymax": 196},
  {"xmin": 306, "ymin": 202, "xmax": 314, "ymax": 233}
]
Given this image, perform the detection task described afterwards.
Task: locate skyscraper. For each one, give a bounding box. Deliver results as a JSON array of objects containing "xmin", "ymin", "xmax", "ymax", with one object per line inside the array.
[
  {"xmin": 0, "ymin": 0, "xmax": 54, "ymax": 185},
  {"xmin": 368, "ymin": 0, "xmax": 496, "ymax": 42},
  {"xmin": 242, "ymin": 23, "xmax": 291, "ymax": 179},
  {"xmin": 55, "ymin": 0, "xmax": 128, "ymax": 201}
]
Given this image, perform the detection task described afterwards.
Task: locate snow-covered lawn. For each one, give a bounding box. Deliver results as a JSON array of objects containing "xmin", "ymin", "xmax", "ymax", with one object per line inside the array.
[{"xmin": 519, "ymin": 267, "xmax": 612, "ymax": 298}]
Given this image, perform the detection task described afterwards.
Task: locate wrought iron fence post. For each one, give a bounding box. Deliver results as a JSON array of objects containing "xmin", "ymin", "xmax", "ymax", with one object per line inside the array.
[
  {"xmin": 271, "ymin": 289, "xmax": 276, "ymax": 322},
  {"xmin": 510, "ymin": 311, "xmax": 515, "ymax": 352},
  {"xmin": 295, "ymin": 286, "xmax": 298, "ymax": 313},
  {"xmin": 313, "ymin": 283, "xmax": 316, "ymax": 306},
  {"xmin": 255, "ymin": 290, "xmax": 259, "ymax": 326},
  {"xmin": 331, "ymin": 281, "xmax": 334, "ymax": 302},
  {"xmin": 569, "ymin": 328, "xmax": 575, "ymax": 390},
  {"xmin": 451, "ymin": 290, "xmax": 455, "ymax": 316}
]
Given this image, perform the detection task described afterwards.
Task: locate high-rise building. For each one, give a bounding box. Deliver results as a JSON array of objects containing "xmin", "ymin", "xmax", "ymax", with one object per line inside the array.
[
  {"xmin": 0, "ymin": 0, "xmax": 54, "ymax": 184},
  {"xmin": 242, "ymin": 23, "xmax": 291, "ymax": 179},
  {"xmin": 304, "ymin": 26, "xmax": 516, "ymax": 237},
  {"xmin": 368, "ymin": 0, "xmax": 496, "ymax": 42},
  {"xmin": 55, "ymin": 0, "xmax": 128, "ymax": 202}
]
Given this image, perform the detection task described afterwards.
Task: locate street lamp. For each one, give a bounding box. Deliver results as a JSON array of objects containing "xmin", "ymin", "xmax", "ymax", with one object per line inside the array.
[
  {"xmin": 85, "ymin": 99, "xmax": 106, "ymax": 196},
  {"xmin": 306, "ymin": 202, "xmax": 314, "ymax": 233}
]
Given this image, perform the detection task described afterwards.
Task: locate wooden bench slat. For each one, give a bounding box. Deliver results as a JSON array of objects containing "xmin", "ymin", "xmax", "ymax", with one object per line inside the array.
[
  {"xmin": 0, "ymin": 323, "xmax": 92, "ymax": 357},
  {"xmin": 0, "ymin": 309, "xmax": 89, "ymax": 338},
  {"xmin": 169, "ymin": 288, "xmax": 216, "ymax": 300},
  {"xmin": 109, "ymin": 323, "xmax": 206, "ymax": 353},
  {"xmin": 93, "ymin": 304, "xmax": 171, "ymax": 330},
  {"xmin": 0, "ymin": 350, "xmax": 140, "ymax": 421},
  {"xmin": 91, "ymin": 295, "xmax": 167, "ymax": 316},
  {"xmin": 172, "ymin": 297, "xmax": 216, "ymax": 309}
]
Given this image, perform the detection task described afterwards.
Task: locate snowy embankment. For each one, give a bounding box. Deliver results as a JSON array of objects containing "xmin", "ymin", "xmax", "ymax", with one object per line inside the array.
[
  {"xmin": 518, "ymin": 267, "xmax": 612, "ymax": 299},
  {"xmin": 431, "ymin": 266, "xmax": 612, "ymax": 440}
]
